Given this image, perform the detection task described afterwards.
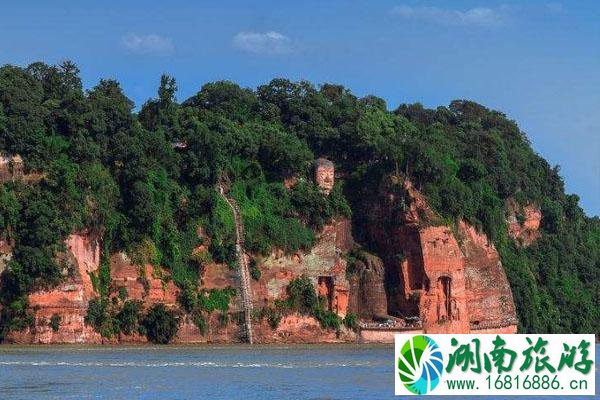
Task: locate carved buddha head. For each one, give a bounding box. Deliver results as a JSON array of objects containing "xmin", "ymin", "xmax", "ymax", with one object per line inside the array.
[{"xmin": 315, "ymin": 158, "xmax": 334, "ymax": 195}]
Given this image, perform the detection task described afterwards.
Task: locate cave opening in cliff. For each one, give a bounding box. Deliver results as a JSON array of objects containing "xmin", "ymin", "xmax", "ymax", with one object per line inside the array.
[
  {"xmin": 438, "ymin": 276, "xmax": 452, "ymax": 320},
  {"xmin": 317, "ymin": 276, "xmax": 334, "ymax": 311}
]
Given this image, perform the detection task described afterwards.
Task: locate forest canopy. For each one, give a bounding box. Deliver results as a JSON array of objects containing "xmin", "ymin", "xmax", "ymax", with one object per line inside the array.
[{"xmin": 0, "ymin": 61, "xmax": 598, "ymax": 337}]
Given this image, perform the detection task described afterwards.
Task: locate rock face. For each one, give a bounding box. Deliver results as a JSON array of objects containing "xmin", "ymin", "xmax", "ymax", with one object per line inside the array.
[
  {"xmin": 459, "ymin": 222, "xmax": 518, "ymax": 332},
  {"xmin": 0, "ymin": 238, "xmax": 12, "ymax": 276},
  {"xmin": 0, "ymin": 154, "xmax": 24, "ymax": 182},
  {"xmin": 164, "ymin": 217, "xmax": 358, "ymax": 343},
  {"xmin": 315, "ymin": 158, "xmax": 335, "ymax": 195},
  {"xmin": 0, "ymin": 154, "xmax": 42, "ymax": 183},
  {"xmin": 110, "ymin": 253, "xmax": 178, "ymax": 306},
  {"xmin": 253, "ymin": 314, "xmax": 354, "ymax": 343},
  {"xmin": 418, "ymin": 226, "xmax": 471, "ymax": 333},
  {"xmin": 348, "ymin": 253, "xmax": 388, "ymax": 320},
  {"xmin": 506, "ymin": 200, "xmax": 542, "ymax": 246},
  {"xmin": 251, "ymin": 219, "xmax": 353, "ymax": 319},
  {"xmin": 188, "ymin": 219, "xmax": 358, "ymax": 343},
  {"xmin": 5, "ymin": 218, "xmax": 358, "ymax": 344},
  {"xmin": 363, "ymin": 178, "xmax": 517, "ymax": 334},
  {"xmin": 7, "ymin": 234, "xmax": 103, "ymax": 344}
]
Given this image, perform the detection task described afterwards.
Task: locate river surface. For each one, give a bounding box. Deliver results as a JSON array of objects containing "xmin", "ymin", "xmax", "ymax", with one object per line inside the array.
[{"xmin": 0, "ymin": 344, "xmax": 597, "ymax": 399}]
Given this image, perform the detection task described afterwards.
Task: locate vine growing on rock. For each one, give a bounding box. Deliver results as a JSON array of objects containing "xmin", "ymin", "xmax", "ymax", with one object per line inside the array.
[{"xmin": 269, "ymin": 276, "xmax": 344, "ymax": 331}]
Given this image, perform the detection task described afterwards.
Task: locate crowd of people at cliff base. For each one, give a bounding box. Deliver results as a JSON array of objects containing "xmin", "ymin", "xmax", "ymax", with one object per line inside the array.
[{"xmin": 359, "ymin": 316, "xmax": 422, "ymax": 330}]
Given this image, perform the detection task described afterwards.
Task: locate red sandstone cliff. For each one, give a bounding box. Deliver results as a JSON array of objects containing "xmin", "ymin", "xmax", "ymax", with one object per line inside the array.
[
  {"xmin": 459, "ymin": 222, "xmax": 518, "ymax": 332},
  {"xmin": 7, "ymin": 234, "xmax": 103, "ymax": 344},
  {"xmin": 363, "ymin": 178, "xmax": 518, "ymax": 335},
  {"xmin": 110, "ymin": 253, "xmax": 178, "ymax": 306},
  {"xmin": 506, "ymin": 199, "xmax": 542, "ymax": 246},
  {"xmin": 347, "ymin": 252, "xmax": 388, "ymax": 321},
  {"xmin": 249, "ymin": 219, "xmax": 353, "ymax": 318},
  {"xmin": 5, "ymin": 218, "xmax": 358, "ymax": 344},
  {"xmin": 2, "ymin": 158, "xmax": 520, "ymax": 343}
]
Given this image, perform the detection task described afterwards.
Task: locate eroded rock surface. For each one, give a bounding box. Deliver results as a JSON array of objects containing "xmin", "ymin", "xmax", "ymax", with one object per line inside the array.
[
  {"xmin": 348, "ymin": 252, "xmax": 388, "ymax": 320},
  {"xmin": 0, "ymin": 154, "xmax": 24, "ymax": 182},
  {"xmin": 459, "ymin": 221, "xmax": 518, "ymax": 331},
  {"xmin": 7, "ymin": 234, "xmax": 103, "ymax": 344},
  {"xmin": 506, "ymin": 199, "xmax": 542, "ymax": 246},
  {"xmin": 252, "ymin": 219, "xmax": 353, "ymax": 318},
  {"xmin": 6, "ymin": 219, "xmax": 358, "ymax": 344},
  {"xmin": 110, "ymin": 253, "xmax": 178, "ymax": 306},
  {"xmin": 361, "ymin": 178, "xmax": 517, "ymax": 334}
]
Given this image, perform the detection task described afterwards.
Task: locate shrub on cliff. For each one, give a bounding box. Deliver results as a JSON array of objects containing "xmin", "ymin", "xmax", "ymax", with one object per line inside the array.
[
  {"xmin": 283, "ymin": 276, "xmax": 343, "ymax": 331},
  {"xmin": 311, "ymin": 295, "xmax": 342, "ymax": 331},
  {"xmin": 85, "ymin": 298, "xmax": 118, "ymax": 337},
  {"xmin": 85, "ymin": 297, "xmax": 146, "ymax": 338},
  {"xmin": 192, "ymin": 312, "xmax": 207, "ymax": 335},
  {"xmin": 142, "ymin": 304, "xmax": 179, "ymax": 344},
  {"xmin": 265, "ymin": 307, "xmax": 282, "ymax": 329},
  {"xmin": 290, "ymin": 181, "xmax": 334, "ymax": 230},
  {"xmin": 314, "ymin": 309, "xmax": 341, "ymax": 331},
  {"xmin": 206, "ymin": 195, "xmax": 237, "ymax": 266},
  {"xmin": 285, "ymin": 276, "xmax": 319, "ymax": 315},
  {"xmin": 0, "ymin": 293, "xmax": 35, "ymax": 340},
  {"xmin": 256, "ymin": 305, "xmax": 283, "ymax": 329},
  {"xmin": 49, "ymin": 314, "xmax": 61, "ymax": 332},
  {"xmin": 117, "ymin": 287, "xmax": 128, "ymax": 301},
  {"xmin": 115, "ymin": 300, "xmax": 142, "ymax": 335},
  {"xmin": 198, "ymin": 287, "xmax": 236, "ymax": 313},
  {"xmin": 343, "ymin": 312, "xmax": 358, "ymax": 330},
  {"xmin": 177, "ymin": 282, "xmax": 198, "ymax": 313},
  {"xmin": 249, "ymin": 258, "xmax": 261, "ymax": 281},
  {"xmin": 228, "ymin": 164, "xmax": 317, "ymax": 255}
]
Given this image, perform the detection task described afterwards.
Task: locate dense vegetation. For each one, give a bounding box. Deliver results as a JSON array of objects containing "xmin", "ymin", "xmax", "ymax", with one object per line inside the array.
[
  {"xmin": 142, "ymin": 303, "xmax": 179, "ymax": 344},
  {"xmin": 0, "ymin": 62, "xmax": 597, "ymax": 338},
  {"xmin": 258, "ymin": 276, "xmax": 357, "ymax": 332}
]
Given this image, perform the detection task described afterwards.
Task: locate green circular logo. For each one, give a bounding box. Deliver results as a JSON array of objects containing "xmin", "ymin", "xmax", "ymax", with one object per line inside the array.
[{"xmin": 397, "ymin": 335, "xmax": 444, "ymax": 395}]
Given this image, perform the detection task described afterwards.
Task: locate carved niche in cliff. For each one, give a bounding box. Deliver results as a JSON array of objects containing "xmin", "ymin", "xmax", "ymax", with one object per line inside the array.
[
  {"xmin": 435, "ymin": 276, "xmax": 459, "ymax": 322},
  {"xmin": 317, "ymin": 275, "xmax": 348, "ymax": 317}
]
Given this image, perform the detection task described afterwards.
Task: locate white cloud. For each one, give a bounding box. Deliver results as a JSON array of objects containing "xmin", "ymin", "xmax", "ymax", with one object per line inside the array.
[
  {"xmin": 232, "ymin": 31, "xmax": 292, "ymax": 55},
  {"xmin": 121, "ymin": 33, "xmax": 174, "ymax": 55},
  {"xmin": 391, "ymin": 5, "xmax": 510, "ymax": 27}
]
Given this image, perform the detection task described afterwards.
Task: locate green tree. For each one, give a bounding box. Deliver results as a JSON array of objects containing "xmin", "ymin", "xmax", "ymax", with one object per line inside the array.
[{"xmin": 142, "ymin": 304, "xmax": 179, "ymax": 344}]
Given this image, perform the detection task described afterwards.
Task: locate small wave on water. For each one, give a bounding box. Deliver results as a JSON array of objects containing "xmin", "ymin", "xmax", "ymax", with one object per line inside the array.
[{"xmin": 0, "ymin": 360, "xmax": 375, "ymax": 368}]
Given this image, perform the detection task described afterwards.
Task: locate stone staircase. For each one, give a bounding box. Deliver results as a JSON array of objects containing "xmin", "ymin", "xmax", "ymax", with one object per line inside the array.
[{"xmin": 218, "ymin": 183, "xmax": 254, "ymax": 344}]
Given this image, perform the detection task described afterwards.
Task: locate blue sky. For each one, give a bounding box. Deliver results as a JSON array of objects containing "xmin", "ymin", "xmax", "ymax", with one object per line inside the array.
[{"xmin": 1, "ymin": 1, "xmax": 598, "ymax": 215}]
